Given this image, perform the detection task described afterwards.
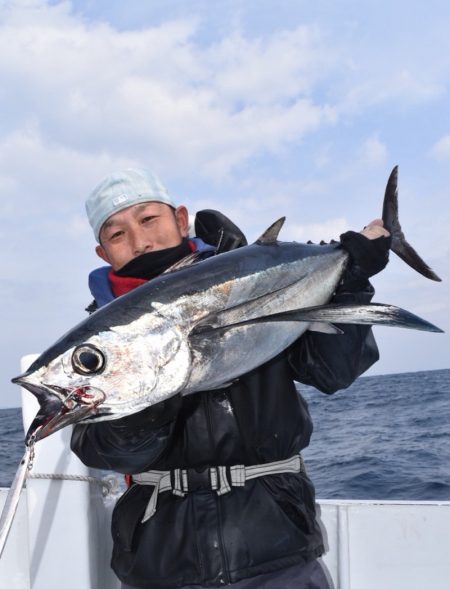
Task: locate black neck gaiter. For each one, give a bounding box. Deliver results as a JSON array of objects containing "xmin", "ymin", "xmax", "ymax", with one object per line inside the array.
[{"xmin": 115, "ymin": 238, "xmax": 192, "ymax": 280}]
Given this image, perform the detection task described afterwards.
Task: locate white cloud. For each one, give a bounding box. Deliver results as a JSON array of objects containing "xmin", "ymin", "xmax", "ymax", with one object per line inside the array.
[
  {"xmin": 206, "ymin": 26, "xmax": 334, "ymax": 106},
  {"xmin": 66, "ymin": 213, "xmax": 91, "ymax": 238},
  {"xmin": 341, "ymin": 69, "xmax": 444, "ymax": 114},
  {"xmin": 362, "ymin": 134, "xmax": 387, "ymax": 166},
  {"xmin": 0, "ymin": 125, "xmax": 135, "ymax": 216},
  {"xmin": 0, "ymin": 2, "xmax": 338, "ymax": 181},
  {"xmin": 285, "ymin": 217, "xmax": 349, "ymax": 242},
  {"xmin": 431, "ymin": 135, "xmax": 450, "ymax": 162}
]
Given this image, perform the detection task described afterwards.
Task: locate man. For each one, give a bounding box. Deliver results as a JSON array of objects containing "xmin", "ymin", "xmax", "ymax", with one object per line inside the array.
[{"xmin": 71, "ymin": 168, "xmax": 390, "ymax": 589}]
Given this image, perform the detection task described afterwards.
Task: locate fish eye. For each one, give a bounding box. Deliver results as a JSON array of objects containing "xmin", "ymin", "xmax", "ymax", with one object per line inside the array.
[{"xmin": 72, "ymin": 345, "xmax": 105, "ymax": 375}]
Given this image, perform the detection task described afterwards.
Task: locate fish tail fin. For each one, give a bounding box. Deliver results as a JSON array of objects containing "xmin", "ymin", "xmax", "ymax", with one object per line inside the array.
[{"xmin": 382, "ymin": 166, "xmax": 441, "ymax": 281}]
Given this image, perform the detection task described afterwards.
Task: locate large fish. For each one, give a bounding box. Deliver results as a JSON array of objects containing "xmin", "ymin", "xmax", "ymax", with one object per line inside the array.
[{"xmin": 13, "ymin": 167, "xmax": 442, "ymax": 443}]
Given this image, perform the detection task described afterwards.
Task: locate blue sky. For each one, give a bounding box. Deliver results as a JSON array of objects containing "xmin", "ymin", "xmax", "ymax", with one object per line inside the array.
[{"xmin": 1, "ymin": 0, "xmax": 449, "ymax": 408}]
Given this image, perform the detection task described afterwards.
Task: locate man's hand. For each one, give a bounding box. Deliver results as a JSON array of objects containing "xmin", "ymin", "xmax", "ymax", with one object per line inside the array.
[
  {"xmin": 360, "ymin": 219, "xmax": 390, "ymax": 240},
  {"xmin": 339, "ymin": 220, "xmax": 392, "ymax": 290}
]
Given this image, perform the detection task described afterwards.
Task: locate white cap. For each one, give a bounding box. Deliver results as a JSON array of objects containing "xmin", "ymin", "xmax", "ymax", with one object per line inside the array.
[{"xmin": 86, "ymin": 168, "xmax": 176, "ymax": 242}]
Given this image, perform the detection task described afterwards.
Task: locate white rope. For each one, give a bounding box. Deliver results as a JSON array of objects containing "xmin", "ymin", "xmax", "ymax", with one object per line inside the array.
[{"xmin": 28, "ymin": 473, "xmax": 119, "ymax": 496}]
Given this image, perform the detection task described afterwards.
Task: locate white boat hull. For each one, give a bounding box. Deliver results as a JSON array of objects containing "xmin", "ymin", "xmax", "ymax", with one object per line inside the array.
[{"xmin": 2, "ymin": 489, "xmax": 450, "ymax": 589}]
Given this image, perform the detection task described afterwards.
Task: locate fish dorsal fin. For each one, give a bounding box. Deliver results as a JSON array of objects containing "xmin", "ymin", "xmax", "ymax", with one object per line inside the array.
[{"xmin": 256, "ymin": 217, "xmax": 285, "ymax": 245}]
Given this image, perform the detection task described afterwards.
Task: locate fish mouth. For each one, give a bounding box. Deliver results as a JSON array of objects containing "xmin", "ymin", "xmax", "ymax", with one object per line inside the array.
[{"xmin": 11, "ymin": 375, "xmax": 105, "ymax": 443}]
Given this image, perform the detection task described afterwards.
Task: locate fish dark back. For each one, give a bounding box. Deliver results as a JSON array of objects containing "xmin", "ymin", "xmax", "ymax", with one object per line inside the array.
[{"xmin": 23, "ymin": 240, "xmax": 343, "ymax": 377}]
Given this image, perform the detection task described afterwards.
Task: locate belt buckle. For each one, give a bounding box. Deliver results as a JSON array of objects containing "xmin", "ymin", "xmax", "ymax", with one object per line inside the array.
[{"xmin": 185, "ymin": 466, "xmax": 212, "ymax": 492}]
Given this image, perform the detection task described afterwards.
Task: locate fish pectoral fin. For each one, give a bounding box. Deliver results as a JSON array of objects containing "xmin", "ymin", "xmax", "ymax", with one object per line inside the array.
[
  {"xmin": 264, "ymin": 302, "xmax": 444, "ymax": 333},
  {"xmin": 194, "ymin": 273, "xmax": 310, "ymax": 332},
  {"xmin": 190, "ymin": 307, "xmax": 324, "ymax": 337},
  {"xmin": 191, "ymin": 302, "xmax": 444, "ymax": 335},
  {"xmin": 308, "ymin": 322, "xmax": 344, "ymax": 334}
]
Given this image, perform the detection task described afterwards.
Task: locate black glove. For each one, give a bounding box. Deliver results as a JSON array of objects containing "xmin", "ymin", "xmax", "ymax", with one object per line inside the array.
[
  {"xmin": 339, "ymin": 231, "xmax": 391, "ymax": 291},
  {"xmin": 195, "ymin": 209, "xmax": 247, "ymax": 253}
]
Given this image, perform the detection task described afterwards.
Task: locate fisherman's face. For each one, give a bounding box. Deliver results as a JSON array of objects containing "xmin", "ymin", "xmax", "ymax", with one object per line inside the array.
[{"xmin": 96, "ymin": 202, "xmax": 189, "ymax": 271}]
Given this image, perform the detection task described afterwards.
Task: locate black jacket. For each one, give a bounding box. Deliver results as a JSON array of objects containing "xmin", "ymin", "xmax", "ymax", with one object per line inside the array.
[
  {"xmin": 71, "ymin": 288, "xmax": 378, "ymax": 588},
  {"xmin": 72, "ymin": 215, "xmax": 387, "ymax": 587}
]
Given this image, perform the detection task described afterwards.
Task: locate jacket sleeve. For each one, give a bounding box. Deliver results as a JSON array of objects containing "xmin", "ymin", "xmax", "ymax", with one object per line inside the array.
[
  {"xmin": 288, "ymin": 231, "xmax": 390, "ymax": 393},
  {"xmin": 288, "ymin": 284, "xmax": 379, "ymax": 394},
  {"xmin": 70, "ymin": 395, "xmax": 181, "ymax": 473}
]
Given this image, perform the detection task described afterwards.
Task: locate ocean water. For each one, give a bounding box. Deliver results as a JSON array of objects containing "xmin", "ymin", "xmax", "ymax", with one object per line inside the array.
[
  {"xmin": 1, "ymin": 369, "xmax": 449, "ymax": 500},
  {"xmin": 301, "ymin": 368, "xmax": 450, "ymax": 500}
]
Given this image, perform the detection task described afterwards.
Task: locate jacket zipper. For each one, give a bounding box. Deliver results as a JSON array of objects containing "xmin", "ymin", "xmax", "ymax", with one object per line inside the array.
[{"xmin": 203, "ymin": 393, "xmax": 230, "ymax": 584}]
